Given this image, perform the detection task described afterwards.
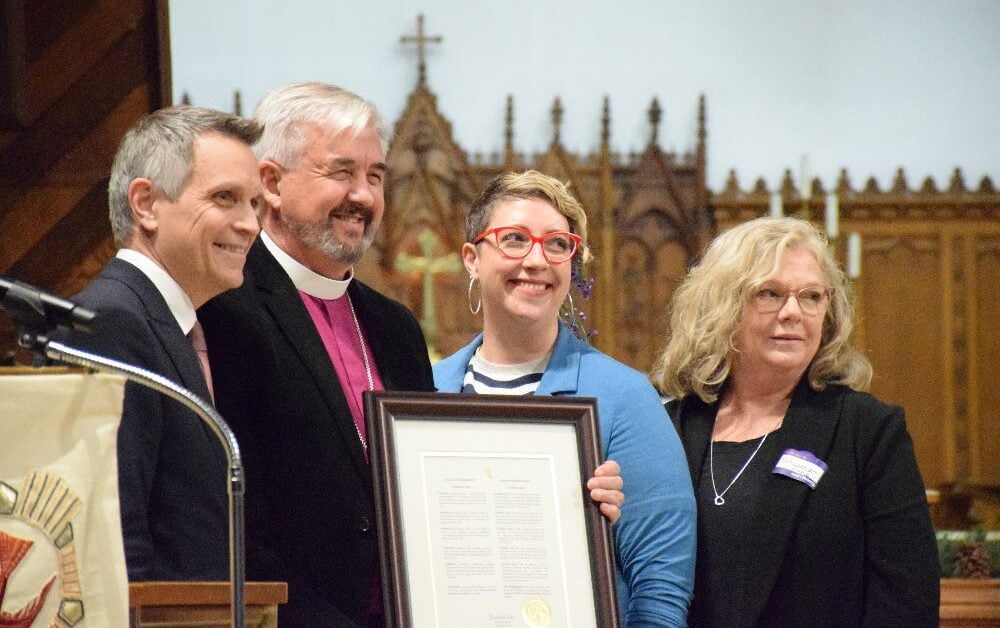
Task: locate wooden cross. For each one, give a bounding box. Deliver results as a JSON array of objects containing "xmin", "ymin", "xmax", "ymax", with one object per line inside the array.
[
  {"xmin": 400, "ymin": 14, "xmax": 442, "ymax": 87},
  {"xmin": 394, "ymin": 229, "xmax": 461, "ymax": 360}
]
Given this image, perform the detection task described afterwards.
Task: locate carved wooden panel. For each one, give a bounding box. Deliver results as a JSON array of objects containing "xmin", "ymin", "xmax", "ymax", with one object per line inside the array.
[
  {"xmin": 433, "ymin": 272, "xmax": 477, "ymax": 358},
  {"xmin": 652, "ymin": 240, "xmax": 688, "ymax": 356},
  {"xmin": 858, "ymin": 235, "xmax": 948, "ymax": 486},
  {"xmin": 975, "ymin": 235, "xmax": 1000, "ymax": 485},
  {"xmin": 615, "ymin": 240, "xmax": 654, "ymax": 367}
]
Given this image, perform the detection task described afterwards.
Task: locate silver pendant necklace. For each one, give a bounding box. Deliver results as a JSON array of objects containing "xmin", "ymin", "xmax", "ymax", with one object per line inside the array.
[
  {"xmin": 709, "ymin": 431, "xmax": 769, "ymax": 506},
  {"xmin": 346, "ymin": 293, "xmax": 373, "ymax": 451}
]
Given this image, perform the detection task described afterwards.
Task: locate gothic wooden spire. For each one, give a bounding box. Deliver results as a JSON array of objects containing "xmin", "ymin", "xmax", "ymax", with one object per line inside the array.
[
  {"xmin": 550, "ymin": 97, "xmax": 564, "ymax": 146},
  {"xmin": 697, "ymin": 94, "xmax": 706, "ymax": 145},
  {"xmin": 504, "ymin": 94, "xmax": 515, "ymax": 170},
  {"xmin": 695, "ymin": 94, "xmax": 708, "ymax": 220},
  {"xmin": 648, "ymin": 97, "xmax": 662, "ymax": 147},
  {"xmin": 597, "ymin": 94, "xmax": 616, "ymax": 359},
  {"xmin": 601, "ymin": 96, "xmax": 611, "ymax": 150}
]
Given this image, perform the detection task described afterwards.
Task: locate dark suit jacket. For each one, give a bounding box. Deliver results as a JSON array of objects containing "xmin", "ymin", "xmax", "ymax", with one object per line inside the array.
[
  {"xmin": 669, "ymin": 380, "xmax": 940, "ymax": 627},
  {"xmin": 199, "ymin": 239, "xmax": 434, "ymax": 627},
  {"xmin": 60, "ymin": 258, "xmax": 228, "ymax": 581}
]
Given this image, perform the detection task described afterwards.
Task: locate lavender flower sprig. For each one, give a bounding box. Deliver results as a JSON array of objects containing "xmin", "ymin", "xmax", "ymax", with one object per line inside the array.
[{"xmin": 561, "ymin": 267, "xmax": 598, "ymax": 342}]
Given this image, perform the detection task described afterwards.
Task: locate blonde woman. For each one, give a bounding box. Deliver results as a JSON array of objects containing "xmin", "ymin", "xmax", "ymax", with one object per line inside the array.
[{"xmin": 653, "ymin": 217, "xmax": 939, "ymax": 627}]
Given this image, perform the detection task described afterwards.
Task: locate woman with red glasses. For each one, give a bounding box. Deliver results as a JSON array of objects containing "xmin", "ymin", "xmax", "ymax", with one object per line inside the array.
[{"xmin": 434, "ymin": 170, "xmax": 696, "ymax": 627}]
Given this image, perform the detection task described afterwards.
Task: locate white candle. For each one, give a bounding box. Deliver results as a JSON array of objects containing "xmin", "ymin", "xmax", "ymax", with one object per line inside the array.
[
  {"xmin": 847, "ymin": 232, "xmax": 862, "ymax": 279},
  {"xmin": 825, "ymin": 192, "xmax": 839, "ymax": 239},
  {"xmin": 769, "ymin": 191, "xmax": 783, "ymax": 217},
  {"xmin": 800, "ymin": 155, "xmax": 812, "ymax": 200}
]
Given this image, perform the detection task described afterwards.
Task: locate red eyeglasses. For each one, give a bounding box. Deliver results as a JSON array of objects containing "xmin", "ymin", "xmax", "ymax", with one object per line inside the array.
[{"xmin": 472, "ymin": 226, "xmax": 581, "ymax": 264}]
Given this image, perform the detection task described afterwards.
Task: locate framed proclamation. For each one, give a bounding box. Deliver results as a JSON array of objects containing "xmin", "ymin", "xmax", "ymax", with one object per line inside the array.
[{"xmin": 364, "ymin": 390, "xmax": 619, "ymax": 628}]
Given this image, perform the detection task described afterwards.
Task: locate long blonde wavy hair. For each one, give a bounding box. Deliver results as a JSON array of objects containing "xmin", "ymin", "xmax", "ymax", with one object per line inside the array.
[{"xmin": 651, "ymin": 217, "xmax": 872, "ymax": 403}]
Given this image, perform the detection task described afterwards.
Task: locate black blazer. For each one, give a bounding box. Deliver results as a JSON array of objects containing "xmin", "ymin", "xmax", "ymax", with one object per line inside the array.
[
  {"xmin": 61, "ymin": 258, "xmax": 228, "ymax": 581},
  {"xmin": 199, "ymin": 239, "xmax": 434, "ymax": 626},
  {"xmin": 669, "ymin": 380, "xmax": 940, "ymax": 627}
]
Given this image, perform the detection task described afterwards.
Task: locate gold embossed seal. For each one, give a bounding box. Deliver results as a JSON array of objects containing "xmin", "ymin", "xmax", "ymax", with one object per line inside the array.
[{"xmin": 522, "ymin": 598, "xmax": 551, "ymax": 627}]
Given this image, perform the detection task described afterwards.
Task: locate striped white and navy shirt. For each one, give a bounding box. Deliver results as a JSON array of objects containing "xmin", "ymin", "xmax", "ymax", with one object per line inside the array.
[{"xmin": 461, "ymin": 348, "xmax": 551, "ymax": 395}]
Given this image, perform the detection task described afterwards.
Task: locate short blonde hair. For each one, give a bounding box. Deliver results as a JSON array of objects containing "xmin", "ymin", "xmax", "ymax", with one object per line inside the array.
[
  {"xmin": 465, "ymin": 170, "xmax": 593, "ymax": 266},
  {"xmin": 651, "ymin": 216, "xmax": 871, "ymax": 403}
]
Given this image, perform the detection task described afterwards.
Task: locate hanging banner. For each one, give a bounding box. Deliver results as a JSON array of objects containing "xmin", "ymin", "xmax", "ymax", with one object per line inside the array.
[{"xmin": 0, "ymin": 372, "xmax": 128, "ymax": 627}]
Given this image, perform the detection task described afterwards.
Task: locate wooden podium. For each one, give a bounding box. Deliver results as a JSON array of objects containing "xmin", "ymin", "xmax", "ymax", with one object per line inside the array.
[
  {"xmin": 940, "ymin": 579, "xmax": 1000, "ymax": 628},
  {"xmin": 129, "ymin": 582, "xmax": 288, "ymax": 627}
]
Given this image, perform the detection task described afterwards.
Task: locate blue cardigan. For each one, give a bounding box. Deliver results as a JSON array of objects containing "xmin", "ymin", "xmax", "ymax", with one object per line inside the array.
[{"xmin": 434, "ymin": 324, "xmax": 696, "ymax": 627}]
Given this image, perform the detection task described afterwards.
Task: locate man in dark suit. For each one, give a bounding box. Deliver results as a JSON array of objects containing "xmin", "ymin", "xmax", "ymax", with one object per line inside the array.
[
  {"xmin": 198, "ymin": 82, "xmax": 433, "ymax": 627},
  {"xmin": 61, "ymin": 106, "xmax": 262, "ymax": 580}
]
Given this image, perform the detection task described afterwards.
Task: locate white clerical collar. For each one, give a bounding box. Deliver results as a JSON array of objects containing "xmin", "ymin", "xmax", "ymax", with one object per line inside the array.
[
  {"xmin": 260, "ymin": 230, "xmax": 353, "ymax": 300},
  {"xmin": 116, "ymin": 248, "xmax": 197, "ymax": 334}
]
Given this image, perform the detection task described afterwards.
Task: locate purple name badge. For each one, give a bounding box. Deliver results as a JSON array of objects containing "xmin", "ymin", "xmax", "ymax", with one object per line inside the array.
[{"xmin": 772, "ymin": 449, "xmax": 828, "ymax": 489}]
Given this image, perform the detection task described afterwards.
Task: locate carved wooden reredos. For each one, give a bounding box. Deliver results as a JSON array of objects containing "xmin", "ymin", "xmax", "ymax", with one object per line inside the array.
[
  {"xmin": 2, "ymin": 12, "xmax": 997, "ymax": 511},
  {"xmin": 357, "ymin": 81, "xmax": 716, "ymax": 368},
  {"xmin": 352, "ymin": 17, "xmax": 1000, "ymax": 501}
]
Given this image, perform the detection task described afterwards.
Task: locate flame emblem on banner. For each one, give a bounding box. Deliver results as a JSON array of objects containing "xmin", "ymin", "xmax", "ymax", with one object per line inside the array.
[
  {"xmin": 0, "ymin": 531, "xmax": 56, "ymax": 627},
  {"xmin": 0, "ymin": 470, "xmax": 85, "ymax": 627}
]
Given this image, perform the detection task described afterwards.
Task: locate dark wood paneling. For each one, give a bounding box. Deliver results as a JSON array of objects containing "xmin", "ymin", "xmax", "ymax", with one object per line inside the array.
[
  {"xmin": 25, "ymin": 0, "xmax": 96, "ymax": 62},
  {"xmin": 0, "ymin": 80, "xmax": 153, "ymax": 274},
  {"xmin": 1, "ymin": 0, "xmax": 143, "ymax": 128},
  {"xmin": 0, "ymin": 3, "xmax": 28, "ymax": 128},
  {"xmin": 7, "ymin": 182, "xmax": 112, "ymax": 291},
  {"xmin": 0, "ymin": 0, "xmax": 170, "ymax": 363},
  {"xmin": 0, "ymin": 25, "xmax": 156, "ymax": 195}
]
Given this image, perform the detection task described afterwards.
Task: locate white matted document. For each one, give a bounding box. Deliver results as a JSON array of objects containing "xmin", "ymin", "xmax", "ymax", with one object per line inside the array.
[{"xmin": 365, "ymin": 391, "xmax": 618, "ymax": 628}]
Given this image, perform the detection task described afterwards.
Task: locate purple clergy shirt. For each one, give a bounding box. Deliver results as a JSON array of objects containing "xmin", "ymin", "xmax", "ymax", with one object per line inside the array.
[{"xmin": 299, "ymin": 291, "xmax": 384, "ymax": 453}]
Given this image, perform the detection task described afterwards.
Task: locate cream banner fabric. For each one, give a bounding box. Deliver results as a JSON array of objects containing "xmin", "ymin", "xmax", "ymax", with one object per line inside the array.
[{"xmin": 0, "ymin": 372, "xmax": 128, "ymax": 627}]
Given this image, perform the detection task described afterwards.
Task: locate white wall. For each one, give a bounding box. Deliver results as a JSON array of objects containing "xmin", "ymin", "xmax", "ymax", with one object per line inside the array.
[{"xmin": 170, "ymin": 0, "xmax": 1000, "ymax": 192}]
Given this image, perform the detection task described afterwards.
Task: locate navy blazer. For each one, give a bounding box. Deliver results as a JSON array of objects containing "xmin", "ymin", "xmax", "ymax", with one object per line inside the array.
[
  {"xmin": 669, "ymin": 380, "xmax": 940, "ymax": 627},
  {"xmin": 61, "ymin": 258, "xmax": 228, "ymax": 581},
  {"xmin": 199, "ymin": 239, "xmax": 434, "ymax": 626}
]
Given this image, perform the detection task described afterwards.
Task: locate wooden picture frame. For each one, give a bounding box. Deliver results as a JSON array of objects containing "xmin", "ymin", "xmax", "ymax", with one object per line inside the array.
[{"xmin": 364, "ymin": 390, "xmax": 619, "ymax": 628}]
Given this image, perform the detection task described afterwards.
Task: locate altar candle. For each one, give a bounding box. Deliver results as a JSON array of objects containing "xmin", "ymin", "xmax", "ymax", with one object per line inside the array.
[
  {"xmin": 800, "ymin": 155, "xmax": 812, "ymax": 200},
  {"xmin": 769, "ymin": 191, "xmax": 783, "ymax": 217},
  {"xmin": 847, "ymin": 232, "xmax": 862, "ymax": 278},
  {"xmin": 825, "ymin": 193, "xmax": 839, "ymax": 239}
]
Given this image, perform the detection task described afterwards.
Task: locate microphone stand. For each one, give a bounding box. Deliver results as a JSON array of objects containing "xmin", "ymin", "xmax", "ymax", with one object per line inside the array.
[{"xmin": 31, "ymin": 336, "xmax": 246, "ymax": 627}]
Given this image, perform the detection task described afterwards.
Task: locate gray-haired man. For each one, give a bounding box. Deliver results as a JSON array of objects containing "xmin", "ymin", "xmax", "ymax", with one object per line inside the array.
[{"xmin": 62, "ymin": 106, "xmax": 262, "ymax": 580}]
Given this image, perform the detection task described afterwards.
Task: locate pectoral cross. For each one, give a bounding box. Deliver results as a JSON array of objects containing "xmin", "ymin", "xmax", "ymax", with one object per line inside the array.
[
  {"xmin": 401, "ymin": 14, "xmax": 442, "ymax": 87},
  {"xmin": 394, "ymin": 229, "xmax": 461, "ymax": 361}
]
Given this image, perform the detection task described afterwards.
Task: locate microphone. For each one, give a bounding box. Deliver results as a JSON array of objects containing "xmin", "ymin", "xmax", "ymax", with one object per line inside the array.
[{"xmin": 0, "ymin": 277, "xmax": 96, "ymax": 333}]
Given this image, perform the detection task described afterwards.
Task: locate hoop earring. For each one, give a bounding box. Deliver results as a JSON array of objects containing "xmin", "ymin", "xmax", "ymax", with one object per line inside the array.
[
  {"xmin": 563, "ymin": 290, "xmax": 576, "ymax": 321},
  {"xmin": 468, "ymin": 276, "xmax": 482, "ymax": 315}
]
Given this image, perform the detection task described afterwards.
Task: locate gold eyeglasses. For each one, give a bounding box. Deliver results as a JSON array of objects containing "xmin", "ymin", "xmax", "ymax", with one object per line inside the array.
[
  {"xmin": 472, "ymin": 226, "xmax": 581, "ymax": 264},
  {"xmin": 752, "ymin": 286, "xmax": 832, "ymax": 316}
]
